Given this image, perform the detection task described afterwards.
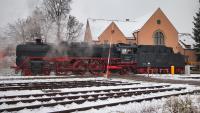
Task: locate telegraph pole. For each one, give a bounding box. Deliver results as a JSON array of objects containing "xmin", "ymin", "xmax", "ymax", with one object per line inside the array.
[{"xmin": 105, "ymin": 23, "xmax": 114, "ymax": 78}]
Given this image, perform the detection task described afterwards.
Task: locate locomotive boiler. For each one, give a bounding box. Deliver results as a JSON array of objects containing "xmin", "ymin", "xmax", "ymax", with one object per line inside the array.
[{"xmin": 14, "ymin": 39, "xmax": 137, "ymax": 76}]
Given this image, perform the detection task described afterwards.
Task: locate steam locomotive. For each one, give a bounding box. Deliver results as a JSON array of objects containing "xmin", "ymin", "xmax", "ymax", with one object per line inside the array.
[{"xmin": 13, "ymin": 39, "xmax": 185, "ymax": 76}]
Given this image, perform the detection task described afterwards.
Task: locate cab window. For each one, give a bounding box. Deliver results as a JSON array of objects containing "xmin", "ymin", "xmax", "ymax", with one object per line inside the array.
[{"xmin": 121, "ymin": 48, "xmax": 132, "ymax": 54}]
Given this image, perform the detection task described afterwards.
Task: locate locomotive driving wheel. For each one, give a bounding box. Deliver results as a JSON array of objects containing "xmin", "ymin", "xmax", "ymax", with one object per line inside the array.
[
  {"xmin": 21, "ymin": 61, "xmax": 32, "ymax": 76},
  {"xmin": 120, "ymin": 67, "xmax": 129, "ymax": 75},
  {"xmin": 21, "ymin": 69, "xmax": 32, "ymax": 76},
  {"xmin": 89, "ymin": 60, "xmax": 105, "ymax": 76},
  {"xmin": 72, "ymin": 60, "xmax": 87, "ymax": 75},
  {"xmin": 43, "ymin": 62, "xmax": 51, "ymax": 76},
  {"xmin": 55, "ymin": 62, "xmax": 69, "ymax": 75}
]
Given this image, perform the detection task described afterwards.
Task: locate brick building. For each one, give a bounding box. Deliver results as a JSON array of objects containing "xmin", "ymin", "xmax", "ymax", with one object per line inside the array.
[{"xmin": 84, "ymin": 8, "xmax": 197, "ymax": 63}]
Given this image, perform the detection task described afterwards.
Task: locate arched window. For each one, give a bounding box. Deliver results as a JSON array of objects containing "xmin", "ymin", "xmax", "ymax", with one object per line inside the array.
[{"xmin": 154, "ymin": 31, "xmax": 165, "ymax": 45}]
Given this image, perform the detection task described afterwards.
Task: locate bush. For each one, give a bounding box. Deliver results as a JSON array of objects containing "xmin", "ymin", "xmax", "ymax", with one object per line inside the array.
[
  {"xmin": 163, "ymin": 96, "xmax": 198, "ymax": 113},
  {"xmin": 140, "ymin": 105, "xmax": 158, "ymax": 113}
]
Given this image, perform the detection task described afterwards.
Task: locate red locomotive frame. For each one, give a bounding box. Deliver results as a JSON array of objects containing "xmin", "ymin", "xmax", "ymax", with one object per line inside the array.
[
  {"xmin": 11, "ymin": 56, "xmax": 184, "ymax": 76},
  {"xmin": 12, "ymin": 56, "xmax": 137, "ymax": 76}
]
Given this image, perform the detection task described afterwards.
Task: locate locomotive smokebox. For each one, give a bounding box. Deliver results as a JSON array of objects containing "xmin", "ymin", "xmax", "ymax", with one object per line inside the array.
[{"xmin": 36, "ymin": 38, "xmax": 42, "ymax": 44}]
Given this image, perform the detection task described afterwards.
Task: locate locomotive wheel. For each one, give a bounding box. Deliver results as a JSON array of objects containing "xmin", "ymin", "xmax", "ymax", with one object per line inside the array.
[
  {"xmin": 72, "ymin": 60, "xmax": 87, "ymax": 75},
  {"xmin": 21, "ymin": 61, "xmax": 32, "ymax": 76},
  {"xmin": 89, "ymin": 60, "xmax": 105, "ymax": 76},
  {"xmin": 43, "ymin": 63, "xmax": 51, "ymax": 76},
  {"xmin": 55, "ymin": 62, "xmax": 69, "ymax": 76},
  {"xmin": 43, "ymin": 70, "xmax": 50, "ymax": 75},
  {"xmin": 21, "ymin": 69, "xmax": 32, "ymax": 76},
  {"xmin": 56, "ymin": 71, "xmax": 68, "ymax": 75},
  {"xmin": 120, "ymin": 67, "xmax": 129, "ymax": 75}
]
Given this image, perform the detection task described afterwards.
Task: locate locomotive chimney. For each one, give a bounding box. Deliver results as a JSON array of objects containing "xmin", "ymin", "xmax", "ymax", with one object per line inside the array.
[
  {"xmin": 126, "ymin": 19, "xmax": 130, "ymax": 21},
  {"xmin": 36, "ymin": 38, "xmax": 42, "ymax": 44}
]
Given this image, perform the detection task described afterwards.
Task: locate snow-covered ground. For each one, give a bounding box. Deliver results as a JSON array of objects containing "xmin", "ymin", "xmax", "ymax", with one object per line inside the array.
[
  {"xmin": 139, "ymin": 74, "xmax": 200, "ymax": 81},
  {"xmin": 0, "ymin": 68, "xmax": 17, "ymax": 76},
  {"xmin": 0, "ymin": 76, "xmax": 200, "ymax": 113},
  {"xmin": 0, "ymin": 69, "xmax": 200, "ymax": 113},
  {"xmin": 76, "ymin": 94, "xmax": 200, "ymax": 113}
]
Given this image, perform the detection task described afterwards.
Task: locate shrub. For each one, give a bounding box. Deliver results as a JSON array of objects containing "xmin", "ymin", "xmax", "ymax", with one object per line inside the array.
[{"xmin": 163, "ymin": 96, "xmax": 198, "ymax": 113}]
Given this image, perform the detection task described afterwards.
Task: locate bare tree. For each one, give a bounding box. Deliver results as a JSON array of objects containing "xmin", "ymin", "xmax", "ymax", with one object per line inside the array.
[
  {"xmin": 5, "ymin": 19, "xmax": 27, "ymax": 43},
  {"xmin": 29, "ymin": 7, "xmax": 53, "ymax": 42},
  {"xmin": 5, "ymin": 0, "xmax": 82, "ymax": 44},
  {"xmin": 5, "ymin": 7, "xmax": 53, "ymax": 43},
  {"xmin": 25, "ymin": 16, "xmax": 42, "ymax": 40},
  {"xmin": 43, "ymin": 0, "xmax": 72, "ymax": 42},
  {"xmin": 65, "ymin": 15, "xmax": 83, "ymax": 41},
  {"xmin": 5, "ymin": 16, "xmax": 41, "ymax": 43}
]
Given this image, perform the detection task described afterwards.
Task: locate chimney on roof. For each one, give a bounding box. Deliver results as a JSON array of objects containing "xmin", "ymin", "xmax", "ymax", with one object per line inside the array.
[{"xmin": 126, "ymin": 19, "xmax": 130, "ymax": 21}]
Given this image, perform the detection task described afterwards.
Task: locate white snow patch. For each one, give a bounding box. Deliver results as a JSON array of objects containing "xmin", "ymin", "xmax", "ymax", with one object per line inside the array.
[
  {"xmin": 178, "ymin": 33, "xmax": 196, "ymax": 49},
  {"xmin": 141, "ymin": 74, "xmax": 200, "ymax": 81}
]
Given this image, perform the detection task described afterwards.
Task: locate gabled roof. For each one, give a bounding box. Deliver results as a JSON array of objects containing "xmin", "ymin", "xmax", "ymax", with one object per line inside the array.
[
  {"xmin": 178, "ymin": 33, "xmax": 196, "ymax": 49},
  {"xmin": 88, "ymin": 19, "xmax": 111, "ymax": 41},
  {"xmin": 87, "ymin": 9, "xmax": 156, "ymax": 41},
  {"xmin": 88, "ymin": 19, "xmax": 139, "ymax": 40},
  {"xmin": 131, "ymin": 10, "xmax": 155, "ymax": 32},
  {"xmin": 115, "ymin": 21, "xmax": 138, "ymax": 38}
]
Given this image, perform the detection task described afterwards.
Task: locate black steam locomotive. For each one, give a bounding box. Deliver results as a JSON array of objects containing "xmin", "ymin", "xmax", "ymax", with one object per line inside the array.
[{"xmin": 14, "ymin": 39, "xmax": 185, "ymax": 76}]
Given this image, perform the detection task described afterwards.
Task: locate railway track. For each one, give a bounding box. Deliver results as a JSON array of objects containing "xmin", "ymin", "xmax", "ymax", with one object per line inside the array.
[
  {"xmin": 52, "ymin": 90, "xmax": 200, "ymax": 113},
  {"xmin": 0, "ymin": 77, "xmax": 199, "ymax": 113},
  {"xmin": 0, "ymin": 87, "xmax": 185, "ymax": 105},
  {"xmin": 0, "ymin": 80, "xmax": 138, "ymax": 91},
  {"xmin": 0, "ymin": 85, "xmax": 194, "ymax": 113},
  {"xmin": 0, "ymin": 75, "xmax": 93, "ymax": 81},
  {"xmin": 180, "ymin": 77, "xmax": 200, "ymax": 79},
  {"xmin": 0, "ymin": 80, "xmax": 127, "ymax": 86},
  {"xmin": 0, "ymin": 85, "xmax": 170, "ymax": 99}
]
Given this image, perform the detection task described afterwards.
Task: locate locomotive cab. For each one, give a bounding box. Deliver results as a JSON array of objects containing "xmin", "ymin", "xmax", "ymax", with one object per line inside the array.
[{"xmin": 116, "ymin": 43, "xmax": 137, "ymax": 62}]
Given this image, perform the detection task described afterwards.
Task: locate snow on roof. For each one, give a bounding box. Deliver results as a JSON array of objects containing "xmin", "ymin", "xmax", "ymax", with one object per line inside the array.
[
  {"xmin": 87, "ymin": 9, "xmax": 156, "ymax": 41},
  {"xmin": 88, "ymin": 19, "xmax": 139, "ymax": 40},
  {"xmin": 115, "ymin": 20, "xmax": 138, "ymax": 37},
  {"xmin": 88, "ymin": 19, "xmax": 112, "ymax": 41},
  {"xmin": 178, "ymin": 33, "xmax": 196, "ymax": 49},
  {"xmin": 131, "ymin": 10, "xmax": 155, "ymax": 32}
]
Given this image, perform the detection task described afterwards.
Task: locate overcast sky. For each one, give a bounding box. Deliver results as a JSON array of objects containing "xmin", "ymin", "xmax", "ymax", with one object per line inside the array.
[{"xmin": 0, "ymin": 0, "xmax": 199, "ymax": 35}]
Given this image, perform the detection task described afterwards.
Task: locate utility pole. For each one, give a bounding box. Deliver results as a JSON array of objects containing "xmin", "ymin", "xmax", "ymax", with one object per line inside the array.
[{"xmin": 105, "ymin": 23, "xmax": 114, "ymax": 78}]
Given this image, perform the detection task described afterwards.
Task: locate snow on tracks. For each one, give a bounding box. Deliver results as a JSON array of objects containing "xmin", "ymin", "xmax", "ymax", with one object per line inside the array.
[{"xmin": 0, "ymin": 76, "xmax": 199, "ymax": 113}]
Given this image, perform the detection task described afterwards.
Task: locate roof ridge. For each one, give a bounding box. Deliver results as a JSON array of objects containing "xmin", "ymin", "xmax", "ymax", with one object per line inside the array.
[{"xmin": 88, "ymin": 18, "xmax": 136, "ymax": 22}]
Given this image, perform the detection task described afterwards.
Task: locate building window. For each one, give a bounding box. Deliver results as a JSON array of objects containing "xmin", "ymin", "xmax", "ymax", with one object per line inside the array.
[
  {"xmin": 157, "ymin": 19, "xmax": 161, "ymax": 25},
  {"xmin": 154, "ymin": 31, "xmax": 165, "ymax": 45}
]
